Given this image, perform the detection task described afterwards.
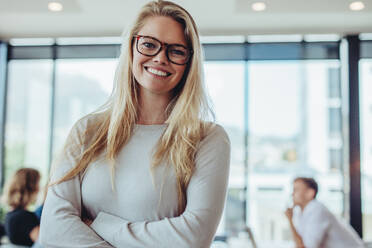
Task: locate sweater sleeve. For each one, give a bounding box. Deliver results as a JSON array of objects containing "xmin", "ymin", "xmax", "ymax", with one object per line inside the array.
[
  {"xmin": 39, "ymin": 118, "xmax": 113, "ymax": 248},
  {"xmin": 90, "ymin": 125, "xmax": 231, "ymax": 248}
]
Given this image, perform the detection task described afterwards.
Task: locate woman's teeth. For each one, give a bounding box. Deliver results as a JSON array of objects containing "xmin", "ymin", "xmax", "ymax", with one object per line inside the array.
[{"xmin": 146, "ymin": 67, "xmax": 169, "ymax": 77}]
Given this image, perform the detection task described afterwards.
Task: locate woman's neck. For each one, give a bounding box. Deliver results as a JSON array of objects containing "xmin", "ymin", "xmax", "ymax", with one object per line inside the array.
[{"xmin": 137, "ymin": 90, "xmax": 171, "ymax": 125}]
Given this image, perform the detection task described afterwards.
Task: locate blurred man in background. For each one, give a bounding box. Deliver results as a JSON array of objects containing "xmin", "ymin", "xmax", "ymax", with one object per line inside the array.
[{"xmin": 285, "ymin": 177, "xmax": 364, "ymax": 248}]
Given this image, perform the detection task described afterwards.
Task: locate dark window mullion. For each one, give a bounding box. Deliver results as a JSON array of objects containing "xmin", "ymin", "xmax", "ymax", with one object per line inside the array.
[{"xmin": 347, "ymin": 35, "xmax": 362, "ymax": 238}]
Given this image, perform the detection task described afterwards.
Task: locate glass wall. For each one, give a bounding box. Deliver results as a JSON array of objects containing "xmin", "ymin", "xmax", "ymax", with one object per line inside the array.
[
  {"xmin": 3, "ymin": 59, "xmax": 116, "ymax": 187},
  {"xmin": 204, "ymin": 61, "xmax": 246, "ymax": 235},
  {"xmin": 360, "ymin": 58, "xmax": 372, "ymax": 241},
  {"xmin": 246, "ymin": 60, "xmax": 344, "ymax": 244},
  {"xmin": 53, "ymin": 59, "xmax": 116, "ymax": 155},
  {"xmin": 4, "ymin": 60, "xmax": 53, "ymax": 183}
]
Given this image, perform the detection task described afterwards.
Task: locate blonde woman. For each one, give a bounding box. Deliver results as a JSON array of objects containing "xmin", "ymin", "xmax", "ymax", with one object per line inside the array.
[
  {"xmin": 40, "ymin": 1, "xmax": 230, "ymax": 247},
  {"xmin": 4, "ymin": 168, "xmax": 41, "ymax": 247}
]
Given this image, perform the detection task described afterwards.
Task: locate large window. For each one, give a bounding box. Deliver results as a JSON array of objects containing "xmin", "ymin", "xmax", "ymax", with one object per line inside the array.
[
  {"xmin": 204, "ymin": 61, "xmax": 245, "ymax": 234},
  {"xmin": 4, "ymin": 60, "xmax": 53, "ymax": 183},
  {"xmin": 360, "ymin": 58, "xmax": 372, "ymax": 241},
  {"xmin": 204, "ymin": 59, "xmax": 345, "ymax": 244},
  {"xmin": 53, "ymin": 59, "xmax": 115, "ymax": 155},
  {"xmin": 247, "ymin": 60, "xmax": 343, "ymax": 243},
  {"xmin": 3, "ymin": 58, "xmax": 116, "ymax": 186}
]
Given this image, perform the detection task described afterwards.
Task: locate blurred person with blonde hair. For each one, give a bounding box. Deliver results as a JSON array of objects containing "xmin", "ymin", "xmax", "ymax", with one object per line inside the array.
[
  {"xmin": 3, "ymin": 168, "xmax": 42, "ymax": 247},
  {"xmin": 40, "ymin": 1, "xmax": 231, "ymax": 247}
]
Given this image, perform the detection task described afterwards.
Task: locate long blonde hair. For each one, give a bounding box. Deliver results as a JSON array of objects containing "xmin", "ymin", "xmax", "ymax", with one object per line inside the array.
[{"xmin": 53, "ymin": 0, "xmax": 213, "ymax": 214}]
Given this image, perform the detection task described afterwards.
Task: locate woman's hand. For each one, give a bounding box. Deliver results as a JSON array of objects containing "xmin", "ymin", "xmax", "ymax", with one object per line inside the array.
[
  {"xmin": 82, "ymin": 218, "xmax": 93, "ymax": 226},
  {"xmin": 81, "ymin": 207, "xmax": 93, "ymax": 226},
  {"xmin": 29, "ymin": 226, "xmax": 40, "ymax": 242}
]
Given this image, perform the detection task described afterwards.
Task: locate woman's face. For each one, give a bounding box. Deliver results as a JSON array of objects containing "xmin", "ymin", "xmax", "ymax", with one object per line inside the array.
[{"xmin": 132, "ymin": 16, "xmax": 188, "ymax": 100}]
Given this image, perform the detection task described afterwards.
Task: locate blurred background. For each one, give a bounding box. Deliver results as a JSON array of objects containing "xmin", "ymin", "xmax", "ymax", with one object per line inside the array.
[{"xmin": 0, "ymin": 0, "xmax": 371, "ymax": 247}]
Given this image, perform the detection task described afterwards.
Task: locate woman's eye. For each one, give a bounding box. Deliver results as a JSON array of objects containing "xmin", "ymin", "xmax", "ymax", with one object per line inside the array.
[
  {"xmin": 142, "ymin": 42, "xmax": 156, "ymax": 49},
  {"xmin": 170, "ymin": 49, "xmax": 186, "ymax": 56}
]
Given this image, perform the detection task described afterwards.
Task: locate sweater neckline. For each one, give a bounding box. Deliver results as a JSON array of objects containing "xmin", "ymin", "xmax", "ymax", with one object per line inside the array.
[{"xmin": 135, "ymin": 123, "xmax": 167, "ymax": 131}]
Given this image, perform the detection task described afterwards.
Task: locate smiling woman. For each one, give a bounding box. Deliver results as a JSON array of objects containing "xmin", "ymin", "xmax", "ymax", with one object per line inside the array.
[
  {"xmin": 39, "ymin": 1, "xmax": 231, "ymax": 248},
  {"xmin": 132, "ymin": 16, "xmax": 189, "ymax": 111}
]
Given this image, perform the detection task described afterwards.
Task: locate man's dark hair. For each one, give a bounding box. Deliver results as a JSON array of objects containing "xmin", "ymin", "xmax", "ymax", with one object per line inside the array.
[{"xmin": 294, "ymin": 177, "xmax": 318, "ymax": 198}]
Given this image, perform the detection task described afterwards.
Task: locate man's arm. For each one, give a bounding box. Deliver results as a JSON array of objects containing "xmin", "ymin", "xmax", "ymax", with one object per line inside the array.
[
  {"xmin": 286, "ymin": 206, "xmax": 331, "ymax": 248},
  {"xmin": 285, "ymin": 208, "xmax": 305, "ymax": 248}
]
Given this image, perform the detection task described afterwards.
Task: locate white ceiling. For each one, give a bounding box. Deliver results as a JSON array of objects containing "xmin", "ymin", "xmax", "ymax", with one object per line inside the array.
[{"xmin": 0, "ymin": 0, "xmax": 371, "ymax": 40}]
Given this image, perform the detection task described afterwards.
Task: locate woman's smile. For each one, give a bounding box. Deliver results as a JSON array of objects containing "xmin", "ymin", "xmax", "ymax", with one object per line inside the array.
[{"xmin": 144, "ymin": 66, "xmax": 172, "ymax": 78}]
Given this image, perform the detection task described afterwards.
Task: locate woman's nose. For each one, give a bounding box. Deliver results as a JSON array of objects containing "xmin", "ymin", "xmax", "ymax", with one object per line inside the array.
[{"xmin": 152, "ymin": 47, "xmax": 169, "ymax": 65}]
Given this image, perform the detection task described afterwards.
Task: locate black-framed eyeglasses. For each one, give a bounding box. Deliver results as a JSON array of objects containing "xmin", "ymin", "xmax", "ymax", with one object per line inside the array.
[{"xmin": 133, "ymin": 35, "xmax": 193, "ymax": 65}]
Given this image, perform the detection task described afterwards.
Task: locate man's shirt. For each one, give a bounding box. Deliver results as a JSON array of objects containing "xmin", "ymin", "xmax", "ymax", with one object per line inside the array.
[{"xmin": 292, "ymin": 199, "xmax": 364, "ymax": 248}]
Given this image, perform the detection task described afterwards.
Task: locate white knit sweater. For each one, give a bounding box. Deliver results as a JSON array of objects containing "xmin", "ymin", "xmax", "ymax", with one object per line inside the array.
[{"xmin": 40, "ymin": 115, "xmax": 231, "ymax": 248}]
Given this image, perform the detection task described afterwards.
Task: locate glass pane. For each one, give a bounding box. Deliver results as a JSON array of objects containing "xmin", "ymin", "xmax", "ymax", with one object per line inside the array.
[
  {"xmin": 204, "ymin": 61, "xmax": 245, "ymax": 235},
  {"xmin": 247, "ymin": 60, "xmax": 344, "ymax": 244},
  {"xmin": 53, "ymin": 59, "xmax": 116, "ymax": 155},
  {"xmin": 360, "ymin": 58, "xmax": 372, "ymax": 241},
  {"xmin": 5, "ymin": 60, "xmax": 53, "ymax": 183}
]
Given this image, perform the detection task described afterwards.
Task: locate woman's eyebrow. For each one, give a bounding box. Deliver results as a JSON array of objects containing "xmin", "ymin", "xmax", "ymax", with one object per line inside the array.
[{"xmin": 141, "ymin": 34, "xmax": 187, "ymax": 46}]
